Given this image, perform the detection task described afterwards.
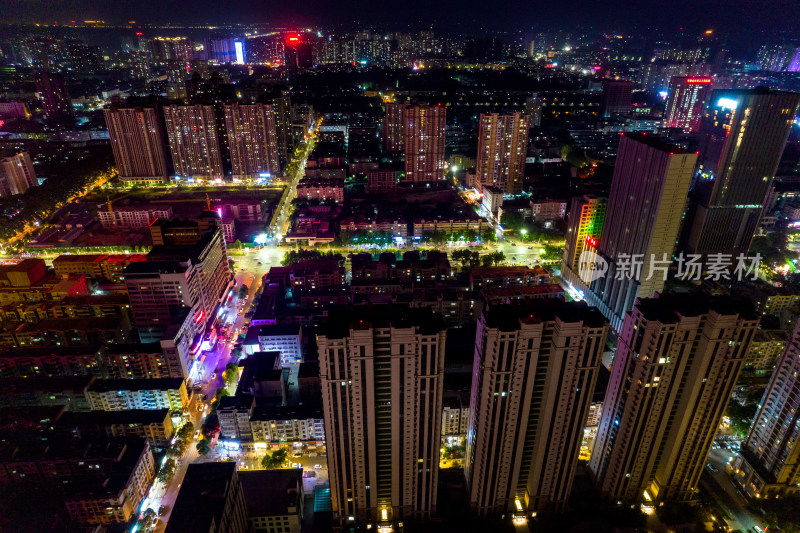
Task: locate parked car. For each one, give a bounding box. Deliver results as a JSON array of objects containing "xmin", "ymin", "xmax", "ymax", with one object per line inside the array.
[
  {"xmin": 293, "ymin": 452, "xmax": 302, "ymax": 458},
  {"xmin": 314, "ymin": 464, "xmax": 322, "ymax": 470}
]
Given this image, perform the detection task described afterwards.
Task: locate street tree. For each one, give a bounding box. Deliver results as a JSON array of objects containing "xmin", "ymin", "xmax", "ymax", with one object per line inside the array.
[
  {"xmin": 157, "ymin": 458, "xmax": 176, "ymax": 483},
  {"xmin": 261, "ymin": 448, "xmax": 288, "ymax": 469},
  {"xmin": 223, "ymin": 362, "xmax": 239, "ymax": 387},
  {"xmin": 196, "ymin": 439, "xmax": 211, "ymax": 456}
]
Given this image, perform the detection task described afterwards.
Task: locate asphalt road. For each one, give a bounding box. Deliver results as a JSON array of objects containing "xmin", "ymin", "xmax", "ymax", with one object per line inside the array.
[{"xmin": 701, "ymin": 448, "xmax": 761, "ymax": 532}]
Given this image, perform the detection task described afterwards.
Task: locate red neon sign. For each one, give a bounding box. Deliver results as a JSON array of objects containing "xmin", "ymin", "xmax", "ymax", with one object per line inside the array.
[{"xmin": 686, "ymin": 78, "xmax": 712, "ymax": 84}]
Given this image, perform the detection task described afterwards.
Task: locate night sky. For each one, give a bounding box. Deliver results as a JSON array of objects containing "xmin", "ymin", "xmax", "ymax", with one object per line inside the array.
[{"xmin": 2, "ymin": 0, "xmax": 800, "ymax": 35}]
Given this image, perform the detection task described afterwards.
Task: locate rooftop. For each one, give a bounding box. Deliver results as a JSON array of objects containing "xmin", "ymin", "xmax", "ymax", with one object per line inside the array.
[
  {"xmin": 623, "ymin": 132, "xmax": 689, "ymax": 154},
  {"xmin": 318, "ymin": 305, "xmax": 447, "ymax": 339},
  {"xmin": 484, "ymin": 301, "xmax": 609, "ymax": 331},
  {"xmin": 88, "ymin": 378, "xmax": 185, "ymax": 393},
  {"xmin": 166, "ymin": 462, "xmax": 238, "ymax": 533},
  {"xmin": 58, "ymin": 408, "xmax": 171, "ymax": 426},
  {"xmin": 636, "ymin": 293, "xmax": 760, "ymax": 323},
  {"xmin": 239, "ymin": 469, "xmax": 302, "ymax": 517}
]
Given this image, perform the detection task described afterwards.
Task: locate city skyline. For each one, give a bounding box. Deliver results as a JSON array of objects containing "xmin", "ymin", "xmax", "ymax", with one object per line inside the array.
[{"xmin": 2, "ymin": 5, "xmax": 800, "ymax": 533}]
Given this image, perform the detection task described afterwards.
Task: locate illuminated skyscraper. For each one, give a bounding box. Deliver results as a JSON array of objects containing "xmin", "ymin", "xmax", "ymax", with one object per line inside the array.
[
  {"xmin": 104, "ymin": 107, "xmax": 169, "ymax": 185},
  {"xmin": 686, "ymin": 88, "xmax": 800, "ymax": 256},
  {"xmin": 148, "ymin": 37, "xmax": 194, "ymax": 63},
  {"xmin": 600, "ymin": 79, "xmax": 633, "ymax": 117},
  {"xmin": 663, "ymin": 76, "xmax": 712, "ymax": 132},
  {"xmin": 35, "ymin": 72, "xmax": 72, "ymax": 122},
  {"xmin": 562, "ymin": 195, "xmax": 607, "ymax": 274},
  {"xmin": 403, "ymin": 104, "xmax": 447, "ymax": 182},
  {"xmin": 465, "ymin": 302, "xmax": 608, "ymax": 516},
  {"xmin": 382, "ymin": 101, "xmax": 406, "ymax": 154},
  {"xmin": 587, "ymin": 134, "xmax": 697, "ymax": 331},
  {"xmin": 734, "ymin": 318, "xmax": 800, "ymax": 498},
  {"xmin": 787, "ymin": 47, "xmax": 800, "ymax": 73},
  {"xmin": 589, "ymin": 294, "xmax": 758, "ymax": 506},
  {"xmin": 525, "ymin": 93, "xmax": 542, "ymax": 127},
  {"xmin": 223, "ymin": 103, "xmax": 280, "ymax": 180},
  {"xmin": 757, "ymin": 43, "xmax": 796, "ymax": 72},
  {"xmin": 268, "ymin": 88, "xmax": 293, "ymax": 170},
  {"xmin": 163, "ymin": 104, "xmax": 224, "ymax": 180},
  {"xmin": 0, "ymin": 152, "xmax": 37, "ymax": 197},
  {"xmin": 475, "ymin": 112, "xmax": 530, "ymax": 194},
  {"xmin": 317, "ymin": 308, "xmax": 446, "ymax": 529}
]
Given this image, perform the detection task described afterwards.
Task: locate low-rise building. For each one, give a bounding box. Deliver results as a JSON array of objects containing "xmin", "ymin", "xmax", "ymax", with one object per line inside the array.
[
  {"xmin": 240, "ymin": 469, "xmax": 304, "ymax": 533},
  {"xmin": 530, "ymin": 199, "xmax": 567, "ymax": 222},
  {"xmin": 469, "ymin": 265, "xmax": 550, "ymax": 290},
  {"xmin": 0, "ymin": 435, "xmax": 155, "ymax": 526},
  {"xmin": 413, "ymin": 217, "xmax": 488, "ymax": 236},
  {"xmin": 12, "ymin": 316, "xmax": 131, "ymax": 348},
  {"xmin": 97, "ymin": 206, "xmax": 173, "ymax": 229},
  {"xmin": 265, "ymin": 260, "xmax": 346, "ymax": 293},
  {"xmin": 86, "ymin": 378, "xmax": 188, "ymax": 413},
  {"xmin": 242, "ymin": 324, "xmax": 303, "ymax": 365},
  {"xmin": 481, "ymin": 185, "xmax": 504, "ymax": 219},
  {"xmin": 166, "ymin": 463, "xmax": 250, "ymax": 533},
  {"xmin": 218, "ymin": 394, "xmax": 256, "ymax": 441},
  {"xmin": 296, "ymin": 178, "xmax": 344, "ymax": 202},
  {"xmin": 57, "ymin": 409, "xmax": 175, "ymax": 445},
  {"xmin": 0, "ymin": 345, "xmax": 104, "ymax": 378},
  {"xmin": 53, "ymin": 254, "xmax": 148, "ymax": 282},
  {"xmin": 104, "ymin": 342, "xmax": 183, "ymax": 379},
  {"xmin": 0, "ymin": 375, "xmax": 94, "ymax": 410},
  {"xmin": 586, "ymin": 401, "xmax": 603, "ymax": 427},
  {"xmin": 250, "ymin": 403, "xmax": 325, "ymax": 444},
  {"xmin": 744, "ymin": 330, "xmax": 788, "ymax": 371},
  {"xmin": 366, "ymin": 170, "xmax": 398, "ymax": 194},
  {"xmin": 441, "ymin": 393, "xmax": 469, "ymax": 439}
]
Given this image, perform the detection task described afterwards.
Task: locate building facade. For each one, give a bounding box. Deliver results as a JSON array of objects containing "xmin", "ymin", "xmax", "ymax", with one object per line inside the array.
[
  {"xmin": 223, "ymin": 103, "xmax": 281, "ymax": 180},
  {"xmin": 663, "ymin": 76, "xmax": 712, "ymax": 132},
  {"xmin": 403, "ymin": 104, "xmax": 447, "ymax": 182},
  {"xmin": 734, "ymin": 318, "xmax": 800, "ymax": 498},
  {"xmin": 475, "ymin": 112, "xmax": 530, "ymax": 194},
  {"xmin": 318, "ymin": 308, "xmax": 446, "ymax": 528},
  {"xmin": 589, "ymin": 295, "xmax": 758, "ymax": 506},
  {"xmin": 163, "ymin": 104, "xmax": 224, "ymax": 180},
  {"xmin": 562, "ymin": 195, "xmax": 607, "ymax": 274},
  {"xmin": 97, "ymin": 206, "xmax": 173, "ymax": 229},
  {"xmin": 687, "ymin": 89, "xmax": 800, "ymax": 256},
  {"xmin": 587, "ymin": 134, "xmax": 697, "ymax": 331},
  {"xmin": 103, "ymin": 107, "xmax": 169, "ymax": 184},
  {"xmin": 166, "ymin": 463, "xmax": 250, "ymax": 533},
  {"xmin": 382, "ymin": 101, "xmax": 406, "ymax": 154},
  {"xmin": 0, "ymin": 152, "xmax": 37, "ymax": 197},
  {"xmin": 465, "ymin": 302, "xmax": 609, "ymax": 516},
  {"xmin": 86, "ymin": 378, "xmax": 189, "ymax": 413}
]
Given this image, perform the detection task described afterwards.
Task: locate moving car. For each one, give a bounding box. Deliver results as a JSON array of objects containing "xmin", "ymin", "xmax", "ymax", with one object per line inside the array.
[{"xmin": 314, "ymin": 464, "xmax": 322, "ymax": 469}]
